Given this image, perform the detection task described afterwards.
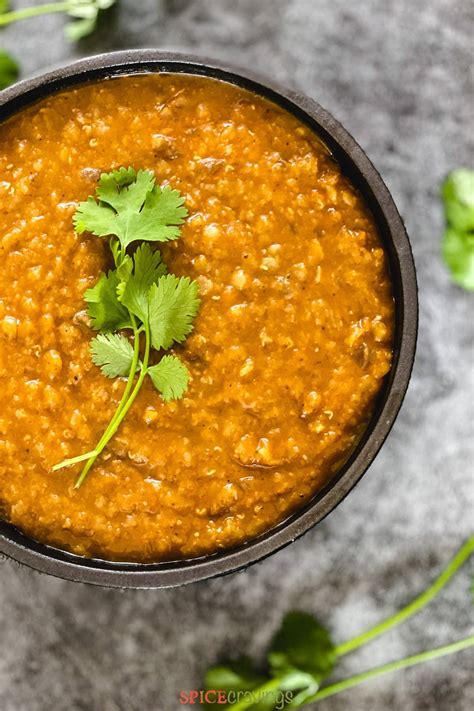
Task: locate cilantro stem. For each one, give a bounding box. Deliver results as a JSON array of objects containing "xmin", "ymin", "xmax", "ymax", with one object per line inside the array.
[
  {"xmin": 0, "ymin": 2, "xmax": 74, "ymax": 26},
  {"xmin": 74, "ymin": 322, "xmax": 151, "ymax": 488},
  {"xmin": 304, "ymin": 636, "xmax": 474, "ymax": 705},
  {"xmin": 52, "ymin": 449, "xmax": 98, "ymax": 470},
  {"xmin": 230, "ymin": 678, "xmax": 282, "ymax": 711},
  {"xmin": 101, "ymin": 317, "xmax": 142, "ymax": 432},
  {"xmin": 221, "ymin": 636, "xmax": 474, "ymax": 710},
  {"xmin": 52, "ymin": 318, "xmax": 141, "ymax": 475},
  {"xmin": 334, "ymin": 536, "xmax": 474, "ymax": 657}
]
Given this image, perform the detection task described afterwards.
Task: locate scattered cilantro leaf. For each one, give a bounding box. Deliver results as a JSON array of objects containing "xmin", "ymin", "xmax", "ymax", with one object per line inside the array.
[
  {"xmin": 442, "ymin": 169, "xmax": 474, "ymax": 233},
  {"xmin": 65, "ymin": 14, "xmax": 97, "ymax": 41},
  {"xmin": 148, "ymin": 355, "xmax": 190, "ymax": 402},
  {"xmin": 0, "ymin": 49, "xmax": 19, "ymax": 90},
  {"xmin": 90, "ymin": 333, "xmax": 137, "ymax": 378},
  {"xmin": 84, "ymin": 270, "xmax": 131, "ymax": 332},
  {"xmin": 268, "ymin": 612, "xmax": 335, "ymax": 688},
  {"xmin": 205, "ymin": 658, "xmax": 267, "ymax": 697},
  {"xmin": 204, "ymin": 658, "xmax": 276, "ymax": 710},
  {"xmin": 0, "ymin": 1, "xmax": 10, "ymax": 15},
  {"xmin": 66, "ymin": 0, "xmax": 118, "ymax": 42},
  {"xmin": 53, "ymin": 168, "xmax": 200, "ymax": 487},
  {"xmin": 441, "ymin": 168, "xmax": 474, "ymax": 291},
  {"xmin": 442, "ymin": 228, "xmax": 474, "ymax": 291},
  {"xmin": 74, "ymin": 167, "xmax": 187, "ymax": 250},
  {"xmin": 148, "ymin": 274, "xmax": 200, "ymax": 351}
]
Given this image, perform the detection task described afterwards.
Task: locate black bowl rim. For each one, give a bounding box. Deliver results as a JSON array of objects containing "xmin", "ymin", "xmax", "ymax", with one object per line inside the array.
[{"xmin": 0, "ymin": 49, "xmax": 418, "ymax": 588}]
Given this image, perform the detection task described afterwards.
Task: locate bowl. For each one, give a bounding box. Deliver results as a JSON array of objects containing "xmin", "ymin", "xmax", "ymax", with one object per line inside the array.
[{"xmin": 0, "ymin": 50, "xmax": 417, "ymax": 588}]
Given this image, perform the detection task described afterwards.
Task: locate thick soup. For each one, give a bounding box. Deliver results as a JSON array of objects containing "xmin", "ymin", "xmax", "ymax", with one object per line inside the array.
[{"xmin": 0, "ymin": 75, "xmax": 394, "ymax": 562}]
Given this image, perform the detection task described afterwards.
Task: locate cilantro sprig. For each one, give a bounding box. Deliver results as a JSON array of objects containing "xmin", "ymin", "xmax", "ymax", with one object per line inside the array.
[
  {"xmin": 0, "ymin": 1, "xmax": 118, "ymax": 89},
  {"xmin": 53, "ymin": 168, "xmax": 200, "ymax": 488},
  {"xmin": 202, "ymin": 537, "xmax": 474, "ymax": 709},
  {"xmin": 0, "ymin": 0, "xmax": 116, "ymax": 41}
]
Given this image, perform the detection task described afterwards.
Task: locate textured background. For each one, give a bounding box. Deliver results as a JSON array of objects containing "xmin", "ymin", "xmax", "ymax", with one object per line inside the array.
[{"xmin": 1, "ymin": 1, "xmax": 473, "ymax": 709}]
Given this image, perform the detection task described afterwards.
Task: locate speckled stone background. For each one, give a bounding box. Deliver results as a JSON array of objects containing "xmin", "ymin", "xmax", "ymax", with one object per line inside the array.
[{"xmin": 1, "ymin": 1, "xmax": 473, "ymax": 709}]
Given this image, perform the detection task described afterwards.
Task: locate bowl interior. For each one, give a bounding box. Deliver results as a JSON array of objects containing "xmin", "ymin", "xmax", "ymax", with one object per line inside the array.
[{"xmin": 0, "ymin": 51, "xmax": 417, "ymax": 588}]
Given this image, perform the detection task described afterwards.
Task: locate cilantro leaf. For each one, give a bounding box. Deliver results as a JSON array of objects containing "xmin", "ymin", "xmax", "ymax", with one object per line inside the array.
[
  {"xmin": 441, "ymin": 168, "xmax": 474, "ymax": 291},
  {"xmin": 84, "ymin": 270, "xmax": 131, "ymax": 331},
  {"xmin": 148, "ymin": 355, "xmax": 190, "ymax": 401},
  {"xmin": 74, "ymin": 196, "xmax": 116, "ymax": 237},
  {"xmin": 90, "ymin": 333, "xmax": 136, "ymax": 378},
  {"xmin": 148, "ymin": 274, "xmax": 200, "ymax": 351},
  {"xmin": 116, "ymin": 253, "xmax": 133, "ymax": 283},
  {"xmin": 0, "ymin": 1, "xmax": 10, "ymax": 15},
  {"xmin": 133, "ymin": 241, "xmax": 167, "ymax": 282},
  {"xmin": 268, "ymin": 611, "xmax": 336, "ymax": 694},
  {"xmin": 118, "ymin": 243, "xmax": 167, "ymax": 323},
  {"xmin": 0, "ymin": 50, "xmax": 19, "ymax": 90},
  {"xmin": 117, "ymin": 183, "xmax": 187, "ymax": 247},
  {"xmin": 97, "ymin": 167, "xmax": 154, "ymax": 212},
  {"xmin": 74, "ymin": 168, "xmax": 187, "ymax": 250},
  {"xmin": 145, "ymin": 184, "xmax": 188, "ymax": 226}
]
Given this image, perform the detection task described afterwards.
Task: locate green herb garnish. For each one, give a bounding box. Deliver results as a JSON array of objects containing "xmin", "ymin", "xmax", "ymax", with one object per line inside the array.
[
  {"xmin": 0, "ymin": 0, "xmax": 117, "ymax": 40},
  {"xmin": 0, "ymin": 48, "xmax": 18, "ymax": 89},
  {"xmin": 53, "ymin": 167, "xmax": 200, "ymax": 488},
  {"xmin": 202, "ymin": 536, "xmax": 474, "ymax": 709},
  {"xmin": 441, "ymin": 168, "xmax": 474, "ymax": 291}
]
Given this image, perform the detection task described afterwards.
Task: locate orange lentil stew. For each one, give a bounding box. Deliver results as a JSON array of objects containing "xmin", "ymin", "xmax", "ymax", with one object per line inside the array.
[{"xmin": 0, "ymin": 74, "xmax": 394, "ymax": 562}]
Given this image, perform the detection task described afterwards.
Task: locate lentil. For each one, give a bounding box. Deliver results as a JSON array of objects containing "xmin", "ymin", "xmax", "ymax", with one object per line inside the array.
[{"xmin": 0, "ymin": 75, "xmax": 394, "ymax": 562}]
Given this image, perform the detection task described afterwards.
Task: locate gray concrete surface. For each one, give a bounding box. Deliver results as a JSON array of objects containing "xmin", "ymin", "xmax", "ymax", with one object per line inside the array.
[{"xmin": 1, "ymin": 1, "xmax": 473, "ymax": 709}]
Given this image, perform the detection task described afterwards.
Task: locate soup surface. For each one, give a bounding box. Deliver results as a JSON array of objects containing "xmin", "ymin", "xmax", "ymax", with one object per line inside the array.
[{"xmin": 0, "ymin": 75, "xmax": 394, "ymax": 562}]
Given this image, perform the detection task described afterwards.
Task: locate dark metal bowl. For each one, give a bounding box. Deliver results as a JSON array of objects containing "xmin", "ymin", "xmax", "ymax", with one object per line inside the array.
[{"xmin": 0, "ymin": 50, "xmax": 418, "ymax": 588}]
